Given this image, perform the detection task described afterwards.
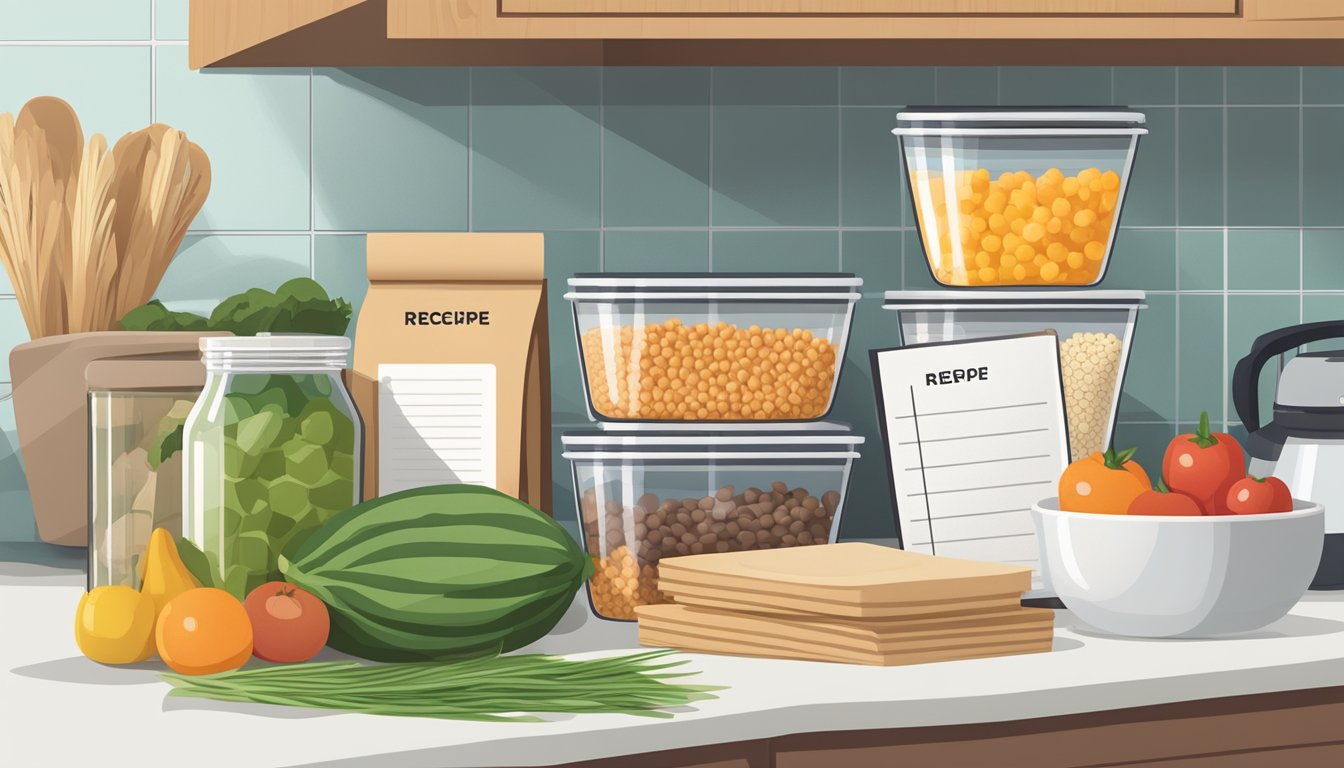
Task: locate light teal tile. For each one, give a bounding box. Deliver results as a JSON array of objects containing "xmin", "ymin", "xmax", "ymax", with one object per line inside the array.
[
  {"xmin": 840, "ymin": 67, "xmax": 935, "ymax": 107},
  {"xmin": 1304, "ymin": 68, "xmax": 1344, "ymax": 104},
  {"xmin": 471, "ymin": 69, "xmax": 600, "ymax": 231},
  {"xmin": 1177, "ymin": 107, "xmax": 1224, "ymax": 227},
  {"xmin": 312, "ymin": 69, "xmax": 468, "ymax": 231},
  {"xmin": 1114, "ymin": 68, "xmax": 1176, "ymax": 106},
  {"xmin": 1228, "ymin": 230, "xmax": 1300, "ymax": 291},
  {"xmin": 0, "ymin": 395, "xmax": 37, "ymax": 542},
  {"xmin": 1303, "ymin": 108, "xmax": 1344, "ymax": 227},
  {"xmin": 550, "ymin": 427, "xmax": 579, "ymax": 536},
  {"xmin": 0, "ymin": 260, "xmax": 11, "ymax": 295},
  {"xmin": 712, "ymin": 67, "xmax": 836, "ymax": 107},
  {"xmin": 1179, "ymin": 294, "xmax": 1224, "ymax": 422},
  {"xmin": 1227, "ymin": 107, "xmax": 1300, "ymax": 227},
  {"xmin": 156, "ymin": 48, "xmax": 309, "ymax": 230},
  {"xmin": 712, "ymin": 107, "xmax": 838, "ymax": 226},
  {"xmin": 1101, "ymin": 229, "xmax": 1176, "ymax": 291},
  {"xmin": 542, "ymin": 232, "xmax": 601, "ymax": 424},
  {"xmin": 1304, "ymin": 230, "xmax": 1344, "ymax": 290},
  {"xmin": 1227, "ymin": 294, "xmax": 1301, "ymax": 424},
  {"xmin": 603, "ymin": 69, "xmax": 709, "ymax": 227},
  {"xmin": 602, "ymin": 231, "xmax": 709, "ymax": 272},
  {"xmin": 830, "ymin": 306, "xmax": 894, "ymax": 540},
  {"xmin": 155, "ymin": 235, "xmax": 311, "ymax": 316},
  {"xmin": 841, "ymin": 231, "xmax": 901, "ymax": 296},
  {"xmin": 1300, "ymin": 294, "xmax": 1344, "ymax": 355},
  {"xmin": 1227, "ymin": 68, "xmax": 1300, "ymax": 105},
  {"xmin": 1111, "ymin": 423, "xmax": 1176, "ymax": 475},
  {"xmin": 1178, "ymin": 230, "xmax": 1224, "ymax": 291},
  {"xmin": 0, "ymin": 299, "xmax": 29, "ymax": 381},
  {"xmin": 841, "ymin": 108, "xmax": 902, "ymax": 227},
  {"xmin": 1119, "ymin": 294, "xmax": 1176, "ymax": 424},
  {"xmin": 1177, "ymin": 67, "xmax": 1224, "ymax": 105},
  {"xmin": 710, "ymin": 231, "xmax": 838, "ymax": 273},
  {"xmin": 156, "ymin": 0, "xmax": 188, "ymax": 40},
  {"xmin": 935, "ymin": 68, "xmax": 998, "ymax": 106},
  {"xmin": 902, "ymin": 229, "xmax": 940, "ymax": 290},
  {"xmin": 313, "ymin": 235, "xmax": 367, "ymax": 342},
  {"xmin": 0, "ymin": 46, "xmax": 149, "ymax": 142},
  {"xmin": 1124, "ymin": 107, "xmax": 1175, "ymax": 226},
  {"xmin": 999, "ymin": 67, "xmax": 1112, "ymax": 106},
  {"xmin": 0, "ymin": 0, "xmax": 149, "ymax": 40}
]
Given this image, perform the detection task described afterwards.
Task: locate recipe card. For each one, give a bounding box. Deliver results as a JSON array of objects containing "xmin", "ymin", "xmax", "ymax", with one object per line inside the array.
[
  {"xmin": 871, "ymin": 333, "xmax": 1070, "ymax": 596},
  {"xmin": 376, "ymin": 363, "xmax": 498, "ymax": 495}
]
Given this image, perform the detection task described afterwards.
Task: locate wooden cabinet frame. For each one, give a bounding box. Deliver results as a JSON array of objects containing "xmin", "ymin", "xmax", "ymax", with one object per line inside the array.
[{"xmin": 189, "ymin": 0, "xmax": 1344, "ymax": 69}]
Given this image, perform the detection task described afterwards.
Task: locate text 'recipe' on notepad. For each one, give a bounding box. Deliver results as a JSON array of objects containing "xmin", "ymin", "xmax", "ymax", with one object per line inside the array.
[
  {"xmin": 376, "ymin": 363, "xmax": 498, "ymax": 495},
  {"xmin": 872, "ymin": 332, "xmax": 1070, "ymax": 595}
]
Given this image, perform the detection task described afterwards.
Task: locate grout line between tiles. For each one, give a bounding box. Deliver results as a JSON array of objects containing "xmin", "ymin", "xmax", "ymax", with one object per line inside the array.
[
  {"xmin": 598, "ymin": 68, "xmax": 605, "ymax": 271},
  {"xmin": 149, "ymin": 0, "xmax": 157, "ymax": 123},
  {"xmin": 1222, "ymin": 66, "xmax": 1230, "ymax": 433},
  {"xmin": 309, "ymin": 68, "xmax": 316, "ymax": 280},
  {"xmin": 468, "ymin": 67, "xmax": 474, "ymax": 233},
  {"xmin": 707, "ymin": 69, "xmax": 715, "ymax": 271},
  {"xmin": 1173, "ymin": 69, "xmax": 1181, "ymax": 428},
  {"xmin": 836, "ymin": 67, "xmax": 844, "ymax": 272}
]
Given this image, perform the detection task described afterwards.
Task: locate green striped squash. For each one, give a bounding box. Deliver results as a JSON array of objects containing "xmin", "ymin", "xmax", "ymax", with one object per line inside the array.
[{"xmin": 278, "ymin": 485, "xmax": 594, "ymax": 662}]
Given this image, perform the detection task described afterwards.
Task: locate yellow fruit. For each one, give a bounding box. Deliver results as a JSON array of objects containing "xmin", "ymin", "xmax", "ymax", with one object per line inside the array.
[
  {"xmin": 141, "ymin": 528, "xmax": 199, "ymax": 620},
  {"xmin": 75, "ymin": 586, "xmax": 156, "ymax": 664}
]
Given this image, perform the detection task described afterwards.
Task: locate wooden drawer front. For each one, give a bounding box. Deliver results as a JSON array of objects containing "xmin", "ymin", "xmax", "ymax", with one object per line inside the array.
[{"xmin": 499, "ymin": 1, "xmax": 1240, "ymax": 16}]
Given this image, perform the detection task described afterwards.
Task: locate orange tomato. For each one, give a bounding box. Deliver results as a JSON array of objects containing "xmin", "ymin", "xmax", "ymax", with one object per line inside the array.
[
  {"xmin": 155, "ymin": 587, "xmax": 253, "ymax": 676},
  {"xmin": 1059, "ymin": 447, "xmax": 1151, "ymax": 515}
]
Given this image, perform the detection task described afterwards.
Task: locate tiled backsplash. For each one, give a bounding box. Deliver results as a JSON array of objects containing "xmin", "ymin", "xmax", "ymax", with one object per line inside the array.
[{"xmin": 1, "ymin": 2, "xmax": 1342, "ymax": 543}]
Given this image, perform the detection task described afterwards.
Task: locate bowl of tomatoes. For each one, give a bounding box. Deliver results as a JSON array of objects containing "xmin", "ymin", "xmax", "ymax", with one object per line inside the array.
[{"xmin": 1034, "ymin": 412, "xmax": 1325, "ymax": 638}]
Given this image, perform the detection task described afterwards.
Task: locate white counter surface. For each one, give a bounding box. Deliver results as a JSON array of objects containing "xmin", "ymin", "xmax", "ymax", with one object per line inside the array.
[{"xmin": 5, "ymin": 545, "xmax": 1344, "ymax": 768}]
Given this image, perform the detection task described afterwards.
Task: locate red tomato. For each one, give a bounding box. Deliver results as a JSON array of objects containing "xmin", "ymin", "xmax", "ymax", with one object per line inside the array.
[
  {"xmin": 1226, "ymin": 476, "xmax": 1294, "ymax": 515},
  {"xmin": 1126, "ymin": 485, "xmax": 1204, "ymax": 516},
  {"xmin": 1162, "ymin": 411, "xmax": 1246, "ymax": 516},
  {"xmin": 243, "ymin": 582, "xmax": 329, "ymax": 663}
]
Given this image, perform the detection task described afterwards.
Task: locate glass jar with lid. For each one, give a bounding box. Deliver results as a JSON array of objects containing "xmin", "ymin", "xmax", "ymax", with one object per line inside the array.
[
  {"xmin": 87, "ymin": 358, "xmax": 206, "ymax": 590},
  {"xmin": 184, "ymin": 335, "xmax": 361, "ymax": 598}
]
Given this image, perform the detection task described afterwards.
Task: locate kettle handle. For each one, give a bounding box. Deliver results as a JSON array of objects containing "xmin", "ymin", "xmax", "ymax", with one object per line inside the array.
[{"xmin": 1232, "ymin": 320, "xmax": 1344, "ymax": 433}]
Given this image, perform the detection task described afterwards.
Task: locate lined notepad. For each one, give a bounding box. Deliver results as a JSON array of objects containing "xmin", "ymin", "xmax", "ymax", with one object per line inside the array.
[
  {"xmin": 376, "ymin": 363, "xmax": 497, "ymax": 495},
  {"xmin": 872, "ymin": 333, "xmax": 1069, "ymax": 595}
]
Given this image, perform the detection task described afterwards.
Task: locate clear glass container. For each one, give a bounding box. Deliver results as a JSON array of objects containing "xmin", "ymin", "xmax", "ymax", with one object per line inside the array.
[
  {"xmin": 566, "ymin": 274, "xmax": 861, "ymax": 423},
  {"xmin": 893, "ymin": 109, "xmax": 1146, "ymax": 287},
  {"xmin": 884, "ymin": 290, "xmax": 1146, "ymax": 461},
  {"xmin": 563, "ymin": 425, "xmax": 862, "ymax": 620},
  {"xmin": 184, "ymin": 335, "xmax": 361, "ymax": 598},
  {"xmin": 88, "ymin": 358, "xmax": 204, "ymax": 589}
]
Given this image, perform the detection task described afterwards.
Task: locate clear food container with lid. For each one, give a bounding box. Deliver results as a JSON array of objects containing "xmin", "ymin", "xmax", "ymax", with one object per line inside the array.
[
  {"xmin": 884, "ymin": 290, "xmax": 1145, "ymax": 461},
  {"xmin": 566, "ymin": 274, "xmax": 861, "ymax": 423},
  {"xmin": 893, "ymin": 108, "xmax": 1146, "ymax": 288},
  {"xmin": 563, "ymin": 425, "xmax": 862, "ymax": 620},
  {"xmin": 183, "ymin": 334, "xmax": 362, "ymax": 598}
]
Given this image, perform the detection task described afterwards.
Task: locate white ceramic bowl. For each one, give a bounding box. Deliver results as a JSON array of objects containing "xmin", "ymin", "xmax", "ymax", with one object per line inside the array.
[{"xmin": 1033, "ymin": 499, "xmax": 1324, "ymax": 638}]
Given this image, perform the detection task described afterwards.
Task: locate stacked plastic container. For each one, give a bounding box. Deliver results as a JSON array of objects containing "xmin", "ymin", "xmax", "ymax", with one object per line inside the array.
[
  {"xmin": 886, "ymin": 108, "xmax": 1150, "ymax": 459},
  {"xmin": 562, "ymin": 274, "xmax": 864, "ymax": 620}
]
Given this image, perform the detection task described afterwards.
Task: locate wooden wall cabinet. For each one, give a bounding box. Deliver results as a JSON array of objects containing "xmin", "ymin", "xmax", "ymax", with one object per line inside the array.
[{"xmin": 190, "ymin": 0, "xmax": 1344, "ymax": 69}]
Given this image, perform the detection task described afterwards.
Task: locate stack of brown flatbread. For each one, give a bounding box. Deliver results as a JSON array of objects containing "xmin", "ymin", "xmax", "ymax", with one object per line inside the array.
[{"xmin": 635, "ymin": 542, "xmax": 1054, "ymax": 666}]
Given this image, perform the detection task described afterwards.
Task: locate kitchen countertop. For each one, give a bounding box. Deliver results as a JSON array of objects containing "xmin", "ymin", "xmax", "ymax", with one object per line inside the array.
[{"xmin": 5, "ymin": 542, "xmax": 1344, "ymax": 768}]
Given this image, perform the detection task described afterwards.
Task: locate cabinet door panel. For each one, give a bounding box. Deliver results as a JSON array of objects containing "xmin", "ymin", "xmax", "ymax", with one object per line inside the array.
[
  {"xmin": 1249, "ymin": 1, "xmax": 1344, "ymax": 20},
  {"xmin": 500, "ymin": 1, "xmax": 1239, "ymax": 16}
]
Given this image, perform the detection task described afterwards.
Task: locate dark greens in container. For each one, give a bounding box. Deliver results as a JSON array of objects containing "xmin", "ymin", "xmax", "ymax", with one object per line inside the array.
[{"xmin": 183, "ymin": 335, "xmax": 360, "ymax": 598}]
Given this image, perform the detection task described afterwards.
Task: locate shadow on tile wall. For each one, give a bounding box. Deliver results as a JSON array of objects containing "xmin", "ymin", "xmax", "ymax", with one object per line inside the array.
[{"xmin": 2, "ymin": 14, "xmax": 1344, "ymax": 546}]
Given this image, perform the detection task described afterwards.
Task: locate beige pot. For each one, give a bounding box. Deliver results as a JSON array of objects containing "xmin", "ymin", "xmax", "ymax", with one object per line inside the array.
[{"xmin": 10, "ymin": 332, "xmax": 228, "ymax": 546}]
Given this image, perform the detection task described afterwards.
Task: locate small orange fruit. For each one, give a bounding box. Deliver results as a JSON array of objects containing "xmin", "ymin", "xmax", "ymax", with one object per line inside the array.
[{"xmin": 155, "ymin": 587, "xmax": 253, "ymax": 675}]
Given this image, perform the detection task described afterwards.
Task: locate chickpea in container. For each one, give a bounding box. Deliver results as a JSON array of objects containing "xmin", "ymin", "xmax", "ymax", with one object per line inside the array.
[
  {"xmin": 562, "ymin": 429, "xmax": 863, "ymax": 621},
  {"xmin": 566, "ymin": 274, "xmax": 862, "ymax": 423},
  {"xmin": 893, "ymin": 108, "xmax": 1147, "ymax": 288}
]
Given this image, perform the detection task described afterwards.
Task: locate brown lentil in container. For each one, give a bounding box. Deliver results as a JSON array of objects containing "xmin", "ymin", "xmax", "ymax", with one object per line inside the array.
[
  {"xmin": 580, "ymin": 319, "xmax": 839, "ymax": 421},
  {"xmin": 580, "ymin": 483, "xmax": 842, "ymax": 620}
]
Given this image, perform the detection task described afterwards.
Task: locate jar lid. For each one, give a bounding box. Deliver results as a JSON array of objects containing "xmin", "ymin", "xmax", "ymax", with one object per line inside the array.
[
  {"xmin": 894, "ymin": 107, "xmax": 1147, "ymax": 136},
  {"xmin": 883, "ymin": 290, "xmax": 1146, "ymax": 310},
  {"xmin": 201, "ymin": 333, "xmax": 349, "ymax": 371}
]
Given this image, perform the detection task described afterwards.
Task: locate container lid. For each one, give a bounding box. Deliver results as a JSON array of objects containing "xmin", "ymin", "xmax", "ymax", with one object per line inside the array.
[
  {"xmin": 569, "ymin": 273, "xmax": 861, "ymax": 290},
  {"xmin": 201, "ymin": 333, "xmax": 349, "ymax": 372},
  {"xmin": 85, "ymin": 358, "xmax": 206, "ymax": 392},
  {"xmin": 562, "ymin": 425, "xmax": 862, "ymax": 459},
  {"xmin": 883, "ymin": 290, "xmax": 1146, "ymax": 310},
  {"xmin": 593, "ymin": 420, "xmax": 857, "ymax": 434},
  {"xmin": 894, "ymin": 107, "xmax": 1147, "ymax": 136}
]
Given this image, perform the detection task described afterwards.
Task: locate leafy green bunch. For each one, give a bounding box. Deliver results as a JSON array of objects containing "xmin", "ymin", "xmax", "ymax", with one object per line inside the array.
[{"xmin": 119, "ymin": 277, "xmax": 353, "ymax": 336}]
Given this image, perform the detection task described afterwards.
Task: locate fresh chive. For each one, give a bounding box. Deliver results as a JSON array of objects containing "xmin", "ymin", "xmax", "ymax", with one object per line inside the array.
[{"xmin": 161, "ymin": 650, "xmax": 722, "ymax": 721}]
